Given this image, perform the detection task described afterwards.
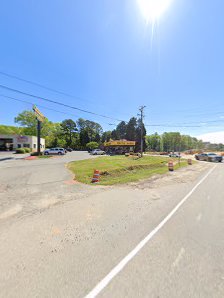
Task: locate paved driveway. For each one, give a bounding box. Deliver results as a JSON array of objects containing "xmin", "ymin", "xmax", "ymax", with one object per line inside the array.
[
  {"xmin": 1, "ymin": 162, "xmax": 223, "ymax": 297},
  {"xmin": 0, "ymin": 151, "xmax": 99, "ymax": 221}
]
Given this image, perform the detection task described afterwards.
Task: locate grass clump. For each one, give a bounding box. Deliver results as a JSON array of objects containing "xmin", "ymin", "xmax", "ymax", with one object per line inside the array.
[{"xmin": 68, "ymin": 156, "xmax": 189, "ymax": 185}]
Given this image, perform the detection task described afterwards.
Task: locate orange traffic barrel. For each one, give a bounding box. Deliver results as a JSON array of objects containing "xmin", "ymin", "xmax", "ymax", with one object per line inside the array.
[
  {"xmin": 92, "ymin": 169, "xmax": 100, "ymax": 183},
  {"xmin": 168, "ymin": 161, "xmax": 174, "ymax": 171},
  {"xmin": 188, "ymin": 159, "xmax": 192, "ymax": 165}
]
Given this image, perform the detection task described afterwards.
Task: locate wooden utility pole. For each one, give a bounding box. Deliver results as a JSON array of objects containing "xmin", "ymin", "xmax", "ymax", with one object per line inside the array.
[
  {"xmin": 33, "ymin": 105, "xmax": 45, "ymax": 155},
  {"xmin": 139, "ymin": 106, "xmax": 146, "ymax": 157}
]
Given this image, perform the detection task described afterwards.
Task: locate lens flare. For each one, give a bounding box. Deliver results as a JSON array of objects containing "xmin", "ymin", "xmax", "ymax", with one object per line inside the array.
[{"xmin": 137, "ymin": 0, "xmax": 173, "ymax": 22}]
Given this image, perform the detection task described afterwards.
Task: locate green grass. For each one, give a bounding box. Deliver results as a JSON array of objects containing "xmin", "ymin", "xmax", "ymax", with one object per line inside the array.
[
  {"xmin": 68, "ymin": 156, "xmax": 189, "ymax": 185},
  {"xmin": 37, "ymin": 155, "xmax": 53, "ymax": 159}
]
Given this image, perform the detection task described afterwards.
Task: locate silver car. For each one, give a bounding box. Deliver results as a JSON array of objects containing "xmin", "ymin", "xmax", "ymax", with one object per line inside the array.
[
  {"xmin": 91, "ymin": 149, "xmax": 105, "ymax": 155},
  {"xmin": 44, "ymin": 148, "xmax": 66, "ymax": 155}
]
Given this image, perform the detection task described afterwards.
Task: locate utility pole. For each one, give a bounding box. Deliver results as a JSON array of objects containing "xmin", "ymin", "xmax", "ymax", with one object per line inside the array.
[
  {"xmin": 139, "ymin": 106, "xmax": 146, "ymax": 157},
  {"xmin": 37, "ymin": 120, "xmax": 41, "ymax": 155},
  {"xmin": 33, "ymin": 105, "xmax": 45, "ymax": 156}
]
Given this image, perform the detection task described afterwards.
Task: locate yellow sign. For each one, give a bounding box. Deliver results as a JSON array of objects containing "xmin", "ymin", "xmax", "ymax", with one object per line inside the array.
[
  {"xmin": 33, "ymin": 105, "xmax": 45, "ymax": 122},
  {"xmin": 104, "ymin": 141, "xmax": 136, "ymax": 147}
]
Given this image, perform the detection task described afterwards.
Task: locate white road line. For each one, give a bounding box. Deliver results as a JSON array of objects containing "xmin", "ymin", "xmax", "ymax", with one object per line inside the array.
[
  {"xmin": 172, "ymin": 247, "xmax": 185, "ymax": 268},
  {"xmin": 85, "ymin": 165, "xmax": 217, "ymax": 298},
  {"xmin": 196, "ymin": 213, "xmax": 202, "ymax": 222}
]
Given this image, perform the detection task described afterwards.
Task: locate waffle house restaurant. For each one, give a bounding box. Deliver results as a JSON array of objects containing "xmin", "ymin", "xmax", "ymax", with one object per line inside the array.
[{"xmin": 104, "ymin": 140, "xmax": 136, "ymax": 155}]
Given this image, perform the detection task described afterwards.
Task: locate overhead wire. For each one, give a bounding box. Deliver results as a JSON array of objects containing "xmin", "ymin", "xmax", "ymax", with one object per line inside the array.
[
  {"xmin": 0, "ymin": 94, "xmax": 118, "ymax": 127},
  {"xmin": 0, "ymin": 84, "xmax": 125, "ymax": 122},
  {"xmin": 2, "ymin": 71, "xmax": 221, "ymax": 120},
  {"xmin": 1, "ymin": 82, "xmax": 223, "ymax": 129},
  {"xmin": 0, "ymin": 71, "xmax": 94, "ymax": 104},
  {"xmin": 0, "ymin": 71, "xmax": 133, "ymax": 118},
  {"xmin": 0, "ymin": 90, "xmax": 217, "ymax": 128}
]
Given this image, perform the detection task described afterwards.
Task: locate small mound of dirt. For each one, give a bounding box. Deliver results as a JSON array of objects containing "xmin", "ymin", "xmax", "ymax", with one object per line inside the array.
[{"xmin": 100, "ymin": 171, "xmax": 110, "ymax": 176}]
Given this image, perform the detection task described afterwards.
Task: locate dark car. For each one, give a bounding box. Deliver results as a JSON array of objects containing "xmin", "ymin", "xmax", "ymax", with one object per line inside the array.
[
  {"xmin": 66, "ymin": 148, "xmax": 73, "ymax": 152},
  {"xmin": 195, "ymin": 152, "xmax": 222, "ymax": 162}
]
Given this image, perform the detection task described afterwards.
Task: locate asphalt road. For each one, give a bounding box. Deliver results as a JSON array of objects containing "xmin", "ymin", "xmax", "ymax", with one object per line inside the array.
[
  {"xmin": 0, "ymin": 151, "xmax": 99, "ymax": 220},
  {"xmin": 0, "ymin": 161, "xmax": 223, "ymax": 297}
]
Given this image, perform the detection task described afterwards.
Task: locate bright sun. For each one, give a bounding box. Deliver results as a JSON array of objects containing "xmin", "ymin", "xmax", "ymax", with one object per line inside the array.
[{"xmin": 137, "ymin": 0, "xmax": 173, "ymax": 22}]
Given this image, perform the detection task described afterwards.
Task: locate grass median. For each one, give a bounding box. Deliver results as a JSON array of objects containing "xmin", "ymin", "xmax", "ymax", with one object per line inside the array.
[{"xmin": 68, "ymin": 155, "xmax": 189, "ymax": 185}]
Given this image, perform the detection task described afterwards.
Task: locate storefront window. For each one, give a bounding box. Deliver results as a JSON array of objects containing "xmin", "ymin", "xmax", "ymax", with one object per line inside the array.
[{"xmin": 23, "ymin": 144, "xmax": 30, "ymax": 148}]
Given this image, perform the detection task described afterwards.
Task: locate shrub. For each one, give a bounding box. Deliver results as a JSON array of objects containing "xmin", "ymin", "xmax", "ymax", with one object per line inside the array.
[
  {"xmin": 16, "ymin": 148, "xmax": 25, "ymax": 154},
  {"xmin": 30, "ymin": 152, "xmax": 43, "ymax": 156},
  {"xmin": 24, "ymin": 148, "xmax": 31, "ymax": 153},
  {"xmin": 86, "ymin": 142, "xmax": 99, "ymax": 150}
]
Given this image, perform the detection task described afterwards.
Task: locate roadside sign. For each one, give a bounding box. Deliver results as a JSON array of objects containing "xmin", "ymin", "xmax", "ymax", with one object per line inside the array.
[
  {"xmin": 104, "ymin": 141, "xmax": 136, "ymax": 147},
  {"xmin": 33, "ymin": 105, "xmax": 45, "ymax": 122}
]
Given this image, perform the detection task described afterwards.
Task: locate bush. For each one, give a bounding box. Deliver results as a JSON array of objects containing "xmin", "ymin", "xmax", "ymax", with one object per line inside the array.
[
  {"xmin": 24, "ymin": 148, "xmax": 31, "ymax": 153},
  {"xmin": 86, "ymin": 142, "xmax": 99, "ymax": 150},
  {"xmin": 16, "ymin": 148, "xmax": 25, "ymax": 154},
  {"xmin": 30, "ymin": 152, "xmax": 43, "ymax": 156}
]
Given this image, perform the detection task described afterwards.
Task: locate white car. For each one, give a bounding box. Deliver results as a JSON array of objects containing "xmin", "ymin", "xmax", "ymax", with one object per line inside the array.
[
  {"xmin": 91, "ymin": 149, "xmax": 105, "ymax": 155},
  {"xmin": 169, "ymin": 152, "xmax": 181, "ymax": 158},
  {"xmin": 44, "ymin": 148, "xmax": 66, "ymax": 155}
]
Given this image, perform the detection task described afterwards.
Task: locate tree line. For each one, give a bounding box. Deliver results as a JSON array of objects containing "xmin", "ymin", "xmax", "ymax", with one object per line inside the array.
[
  {"xmin": 0, "ymin": 110, "xmax": 223, "ymax": 151},
  {"xmin": 146, "ymin": 132, "xmax": 224, "ymax": 152}
]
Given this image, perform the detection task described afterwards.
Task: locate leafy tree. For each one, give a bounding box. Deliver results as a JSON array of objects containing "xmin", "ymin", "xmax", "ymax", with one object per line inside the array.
[
  {"xmin": 146, "ymin": 133, "xmax": 160, "ymax": 151},
  {"xmin": 116, "ymin": 121, "xmax": 127, "ymax": 139},
  {"xmin": 126, "ymin": 117, "xmax": 137, "ymax": 141},
  {"xmin": 0, "ymin": 125, "xmax": 24, "ymax": 135},
  {"xmin": 94, "ymin": 133, "xmax": 101, "ymax": 143},
  {"xmin": 14, "ymin": 111, "xmax": 61, "ymax": 147},
  {"xmin": 14, "ymin": 110, "xmax": 37, "ymax": 136},
  {"xmin": 77, "ymin": 118, "xmax": 103, "ymax": 142},
  {"xmin": 145, "ymin": 132, "xmax": 213, "ymax": 152},
  {"xmin": 135, "ymin": 118, "xmax": 146, "ymax": 152},
  {"xmin": 111, "ymin": 129, "xmax": 118, "ymax": 140},
  {"xmin": 60, "ymin": 119, "xmax": 77, "ymax": 147},
  {"xmin": 86, "ymin": 142, "xmax": 99, "ymax": 150},
  {"xmin": 79, "ymin": 129, "xmax": 90, "ymax": 148},
  {"xmin": 101, "ymin": 131, "xmax": 112, "ymax": 142}
]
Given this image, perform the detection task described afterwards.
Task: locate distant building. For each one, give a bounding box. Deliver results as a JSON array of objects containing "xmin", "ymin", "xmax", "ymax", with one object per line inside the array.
[
  {"xmin": 104, "ymin": 140, "xmax": 136, "ymax": 154},
  {"xmin": 0, "ymin": 134, "xmax": 45, "ymax": 152}
]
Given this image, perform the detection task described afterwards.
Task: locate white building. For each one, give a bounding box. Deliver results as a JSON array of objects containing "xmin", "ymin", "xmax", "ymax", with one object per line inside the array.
[{"xmin": 0, "ymin": 134, "xmax": 45, "ymax": 152}]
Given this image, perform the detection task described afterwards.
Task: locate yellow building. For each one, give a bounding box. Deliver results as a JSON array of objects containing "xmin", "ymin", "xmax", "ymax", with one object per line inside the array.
[{"xmin": 104, "ymin": 140, "xmax": 136, "ymax": 155}]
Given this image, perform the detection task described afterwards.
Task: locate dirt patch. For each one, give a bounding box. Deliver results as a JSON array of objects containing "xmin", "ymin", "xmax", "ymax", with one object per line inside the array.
[
  {"xmin": 100, "ymin": 163, "xmax": 166, "ymax": 177},
  {"xmin": 128, "ymin": 162, "xmax": 211, "ymax": 190}
]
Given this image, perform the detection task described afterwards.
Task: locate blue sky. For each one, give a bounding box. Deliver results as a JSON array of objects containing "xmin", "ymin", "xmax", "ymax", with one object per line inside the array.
[{"xmin": 1, "ymin": 0, "xmax": 224, "ymax": 141}]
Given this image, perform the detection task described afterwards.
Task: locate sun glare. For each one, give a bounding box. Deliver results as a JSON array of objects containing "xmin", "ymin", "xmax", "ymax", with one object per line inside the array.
[{"xmin": 137, "ymin": 0, "xmax": 173, "ymax": 23}]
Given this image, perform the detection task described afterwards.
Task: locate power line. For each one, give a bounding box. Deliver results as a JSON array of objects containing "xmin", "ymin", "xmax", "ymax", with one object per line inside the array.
[
  {"xmin": 145, "ymin": 124, "xmax": 201, "ymax": 128},
  {"xmin": 0, "ymin": 84, "xmax": 125, "ymax": 122},
  {"xmin": 0, "ymin": 93, "xmax": 206, "ymax": 128},
  {"xmin": 145, "ymin": 118, "xmax": 224, "ymax": 126},
  {"xmin": 0, "ymin": 71, "xmax": 94, "ymax": 104},
  {"xmin": 1, "ymin": 86, "xmax": 222, "ymax": 129},
  {"xmin": 0, "ymin": 94, "xmax": 119, "ymax": 127},
  {"xmin": 2, "ymin": 71, "xmax": 224, "ymax": 124},
  {"xmin": 0, "ymin": 94, "xmax": 79, "ymax": 118}
]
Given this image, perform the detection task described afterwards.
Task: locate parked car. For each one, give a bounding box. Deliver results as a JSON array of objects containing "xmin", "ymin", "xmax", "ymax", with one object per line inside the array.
[
  {"xmin": 169, "ymin": 152, "xmax": 181, "ymax": 158},
  {"xmin": 44, "ymin": 148, "xmax": 66, "ymax": 155},
  {"xmin": 66, "ymin": 148, "xmax": 73, "ymax": 152},
  {"xmin": 195, "ymin": 152, "xmax": 222, "ymax": 162},
  {"xmin": 91, "ymin": 149, "xmax": 105, "ymax": 155}
]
